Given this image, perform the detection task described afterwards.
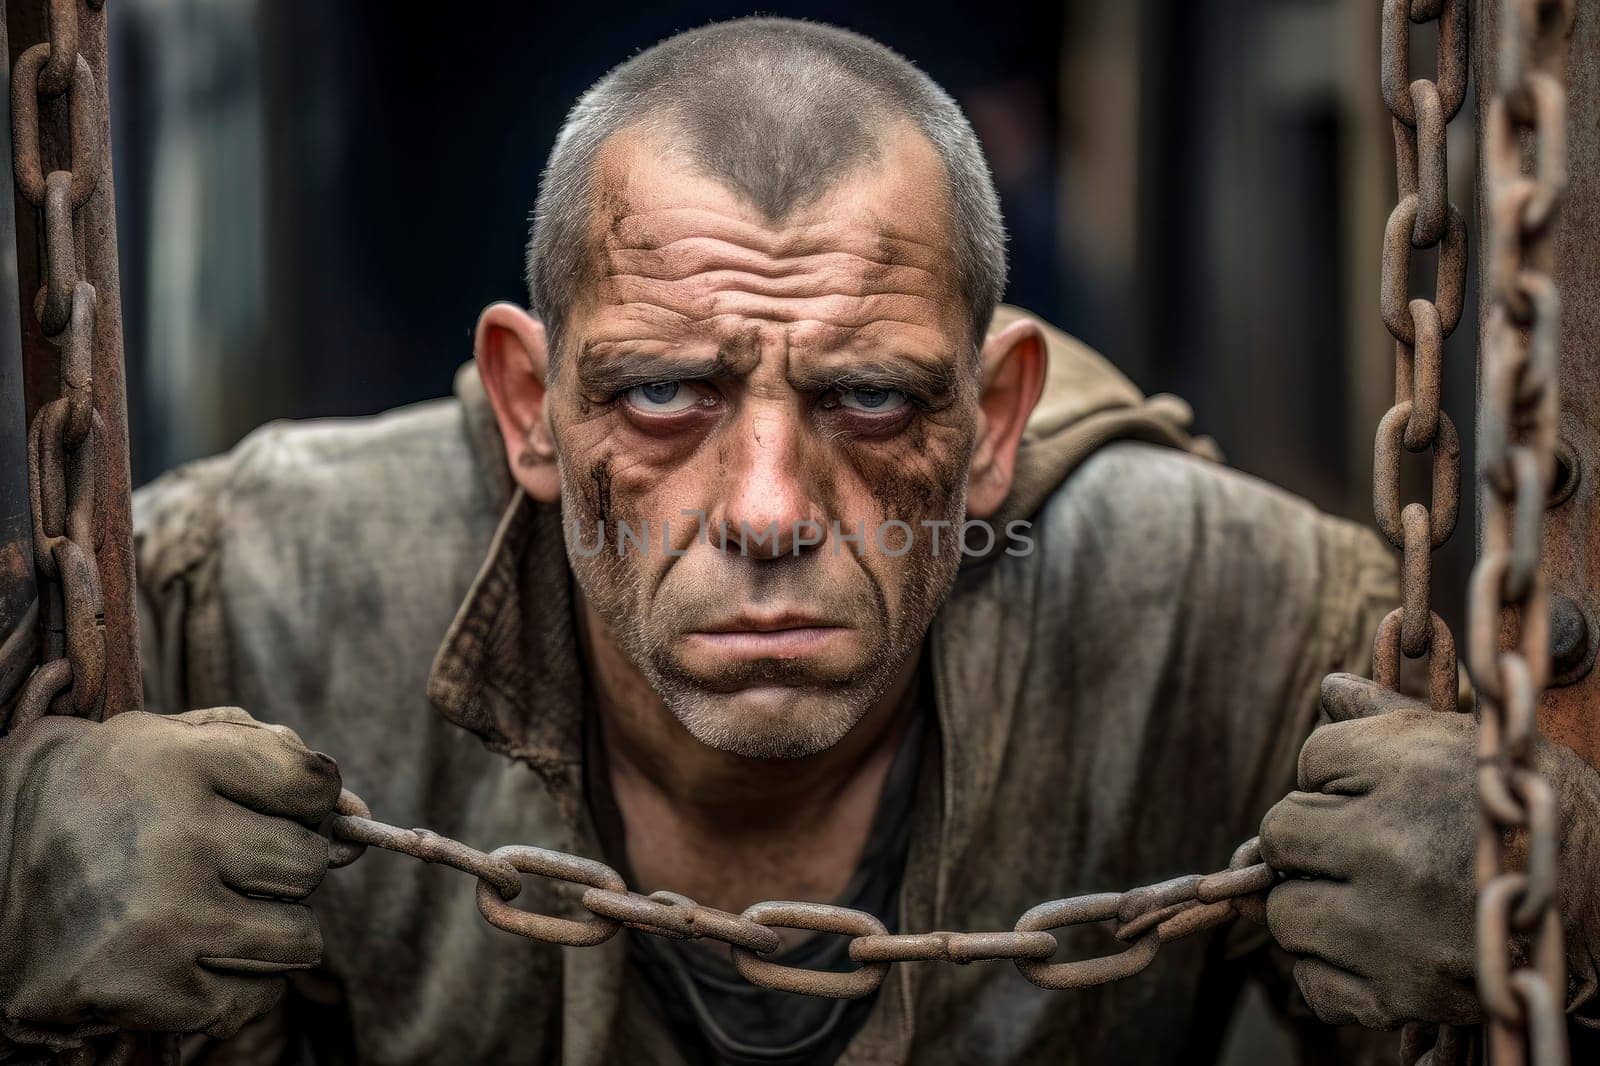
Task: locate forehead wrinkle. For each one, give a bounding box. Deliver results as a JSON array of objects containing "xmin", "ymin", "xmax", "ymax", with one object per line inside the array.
[
  {"xmin": 600, "ymin": 267, "xmax": 942, "ymax": 306},
  {"xmin": 574, "ymin": 314, "xmax": 759, "ymax": 370},
  {"xmin": 585, "ymin": 308, "xmax": 943, "ymax": 343},
  {"xmin": 574, "ymin": 301, "xmax": 695, "ymax": 345},
  {"xmin": 788, "ymin": 316, "xmax": 949, "ymax": 352},
  {"xmin": 604, "ymin": 244, "xmax": 939, "ymax": 291},
  {"xmin": 605, "ymin": 209, "xmax": 946, "ymax": 273},
  {"xmin": 592, "ymin": 272, "xmax": 946, "ymax": 332}
]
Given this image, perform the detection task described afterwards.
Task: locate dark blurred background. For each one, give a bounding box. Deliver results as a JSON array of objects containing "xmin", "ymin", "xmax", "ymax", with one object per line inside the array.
[
  {"xmin": 100, "ymin": 2, "xmax": 1478, "ymax": 1056},
  {"xmin": 103, "ymin": 1, "xmax": 1480, "ymax": 634}
]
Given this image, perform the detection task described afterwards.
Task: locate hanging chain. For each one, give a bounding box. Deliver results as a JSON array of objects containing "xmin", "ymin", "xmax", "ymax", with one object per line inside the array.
[
  {"xmin": 1471, "ymin": 2, "xmax": 1574, "ymax": 1064},
  {"xmin": 1377, "ymin": 5, "xmax": 1470, "ymax": 1060},
  {"xmin": 0, "ymin": 0, "xmax": 1265, "ymax": 1037},
  {"xmin": 1, "ymin": 3, "xmax": 155, "ymax": 1063},
  {"xmin": 1375, "ymin": 0, "xmax": 1466, "ymax": 717},
  {"xmin": 4, "ymin": 0, "xmax": 106, "ymax": 734},
  {"xmin": 329, "ymin": 789, "xmax": 1274, "ymax": 998},
  {"xmin": 0, "ymin": 0, "xmax": 1571, "ymax": 1048}
]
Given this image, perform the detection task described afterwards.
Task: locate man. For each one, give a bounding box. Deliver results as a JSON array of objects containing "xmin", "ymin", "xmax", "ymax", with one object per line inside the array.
[{"xmin": 2, "ymin": 16, "xmax": 1598, "ymax": 1066}]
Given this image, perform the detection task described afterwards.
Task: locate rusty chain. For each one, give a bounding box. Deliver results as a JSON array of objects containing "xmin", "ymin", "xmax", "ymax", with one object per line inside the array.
[
  {"xmin": 1375, "ymin": 0, "xmax": 1465, "ymax": 719},
  {"xmin": 3, "ymin": 4, "xmax": 156, "ymax": 1063},
  {"xmin": 1377, "ymin": 4, "xmax": 1470, "ymax": 1060},
  {"xmin": 1470, "ymin": 2, "xmax": 1574, "ymax": 1065},
  {"xmin": 329, "ymin": 789, "xmax": 1274, "ymax": 998},
  {"xmin": 0, "ymin": 0, "xmax": 1573, "ymax": 1057},
  {"xmin": 311, "ymin": 0, "xmax": 1570, "ymax": 1035},
  {"xmin": 0, "ymin": 0, "xmax": 1268, "ymax": 1046},
  {"xmin": 5, "ymin": 1, "xmax": 107, "ymax": 732}
]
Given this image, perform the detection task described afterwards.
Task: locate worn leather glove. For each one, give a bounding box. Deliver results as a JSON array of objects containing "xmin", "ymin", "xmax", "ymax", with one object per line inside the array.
[
  {"xmin": 1260, "ymin": 672, "xmax": 1600, "ymax": 1031},
  {"xmin": 1259, "ymin": 673, "xmax": 1482, "ymax": 1029},
  {"xmin": 0, "ymin": 707, "xmax": 340, "ymax": 1047}
]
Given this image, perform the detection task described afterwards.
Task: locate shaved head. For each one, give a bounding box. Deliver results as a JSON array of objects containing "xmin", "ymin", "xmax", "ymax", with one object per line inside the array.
[
  {"xmin": 479, "ymin": 18, "xmax": 1042, "ymax": 762},
  {"xmin": 526, "ymin": 17, "xmax": 1007, "ymax": 360}
]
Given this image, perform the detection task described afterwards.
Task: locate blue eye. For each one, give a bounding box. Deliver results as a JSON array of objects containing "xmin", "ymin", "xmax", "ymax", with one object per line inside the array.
[
  {"xmin": 838, "ymin": 387, "xmax": 907, "ymax": 413},
  {"xmin": 625, "ymin": 381, "xmax": 698, "ymax": 413}
]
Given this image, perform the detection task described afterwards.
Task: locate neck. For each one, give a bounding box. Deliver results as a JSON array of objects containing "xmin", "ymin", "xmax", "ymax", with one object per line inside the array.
[{"xmin": 576, "ymin": 597, "xmax": 920, "ymax": 906}]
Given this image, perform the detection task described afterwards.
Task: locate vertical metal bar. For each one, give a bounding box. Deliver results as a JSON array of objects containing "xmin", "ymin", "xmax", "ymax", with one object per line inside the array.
[
  {"xmin": 5, "ymin": 0, "xmax": 139, "ymax": 719},
  {"xmin": 0, "ymin": 1, "xmax": 34, "ymax": 709},
  {"xmin": 1474, "ymin": 2, "xmax": 1594, "ymax": 769}
]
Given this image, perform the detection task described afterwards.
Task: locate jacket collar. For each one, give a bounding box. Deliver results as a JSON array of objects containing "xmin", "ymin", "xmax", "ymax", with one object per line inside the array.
[
  {"xmin": 425, "ymin": 310, "xmax": 1200, "ymax": 1065},
  {"xmin": 424, "ymin": 365, "xmax": 586, "ymax": 801}
]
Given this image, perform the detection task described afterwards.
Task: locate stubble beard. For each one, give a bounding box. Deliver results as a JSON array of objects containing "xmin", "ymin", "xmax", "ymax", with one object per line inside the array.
[{"xmin": 561, "ymin": 490, "xmax": 965, "ymax": 760}]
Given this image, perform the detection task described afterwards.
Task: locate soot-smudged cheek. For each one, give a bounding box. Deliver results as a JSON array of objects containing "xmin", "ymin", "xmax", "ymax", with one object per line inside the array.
[
  {"xmin": 562, "ymin": 453, "xmax": 616, "ymax": 530},
  {"xmin": 837, "ymin": 417, "xmax": 971, "ymax": 527},
  {"xmin": 582, "ymin": 447, "xmax": 708, "ymax": 535}
]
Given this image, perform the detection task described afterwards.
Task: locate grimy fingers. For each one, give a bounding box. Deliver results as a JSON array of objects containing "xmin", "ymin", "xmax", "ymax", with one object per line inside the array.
[
  {"xmin": 194, "ymin": 971, "xmax": 291, "ymax": 1041},
  {"xmin": 1292, "ymin": 958, "xmax": 1391, "ymax": 1030},
  {"xmin": 1296, "ymin": 719, "xmax": 1382, "ymax": 794},
  {"xmin": 1259, "ymin": 792, "xmax": 1361, "ymax": 880},
  {"xmin": 182, "ymin": 718, "xmax": 342, "ymax": 824},
  {"xmin": 1320, "ymin": 672, "xmax": 1415, "ymax": 723},
  {"xmin": 197, "ymin": 897, "xmax": 322, "ymax": 974},
  {"xmin": 209, "ymin": 802, "xmax": 331, "ymax": 900},
  {"xmin": 1264, "ymin": 878, "xmax": 1374, "ymax": 978}
]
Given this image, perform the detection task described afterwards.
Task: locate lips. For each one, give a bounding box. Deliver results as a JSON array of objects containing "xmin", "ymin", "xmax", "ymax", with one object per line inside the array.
[
  {"xmin": 683, "ymin": 613, "xmax": 851, "ymax": 660},
  {"xmin": 692, "ymin": 612, "xmax": 841, "ymax": 634}
]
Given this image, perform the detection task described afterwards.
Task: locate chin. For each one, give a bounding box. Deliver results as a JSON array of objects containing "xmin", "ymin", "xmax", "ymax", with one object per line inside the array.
[{"xmin": 661, "ymin": 683, "xmax": 876, "ymax": 760}]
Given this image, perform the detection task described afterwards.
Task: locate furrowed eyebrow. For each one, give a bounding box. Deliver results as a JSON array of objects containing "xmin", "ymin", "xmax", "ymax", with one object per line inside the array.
[
  {"xmin": 789, "ymin": 359, "xmax": 960, "ymax": 404},
  {"xmin": 573, "ymin": 344, "xmax": 961, "ymax": 405},
  {"xmin": 575, "ymin": 351, "xmax": 731, "ymax": 394}
]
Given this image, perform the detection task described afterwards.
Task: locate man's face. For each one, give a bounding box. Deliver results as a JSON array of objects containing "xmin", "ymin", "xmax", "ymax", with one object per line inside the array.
[{"xmin": 549, "ymin": 124, "xmax": 980, "ymax": 759}]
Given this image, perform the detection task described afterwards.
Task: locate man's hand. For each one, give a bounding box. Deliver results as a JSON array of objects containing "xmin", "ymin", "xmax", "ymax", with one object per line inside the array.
[
  {"xmin": 0, "ymin": 707, "xmax": 341, "ymax": 1044},
  {"xmin": 1258, "ymin": 673, "xmax": 1480, "ymax": 1029}
]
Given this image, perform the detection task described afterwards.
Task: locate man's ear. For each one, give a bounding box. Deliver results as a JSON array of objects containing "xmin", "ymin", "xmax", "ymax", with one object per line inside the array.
[
  {"xmin": 966, "ymin": 316, "xmax": 1048, "ymax": 519},
  {"xmin": 474, "ymin": 302, "xmax": 561, "ymax": 503}
]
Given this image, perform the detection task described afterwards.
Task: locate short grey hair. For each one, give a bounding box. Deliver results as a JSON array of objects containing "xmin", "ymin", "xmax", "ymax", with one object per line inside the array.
[{"xmin": 525, "ymin": 17, "xmax": 1008, "ymax": 362}]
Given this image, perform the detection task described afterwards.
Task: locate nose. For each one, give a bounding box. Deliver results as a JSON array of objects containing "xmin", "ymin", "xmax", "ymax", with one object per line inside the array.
[{"xmin": 714, "ymin": 403, "xmax": 825, "ymax": 559}]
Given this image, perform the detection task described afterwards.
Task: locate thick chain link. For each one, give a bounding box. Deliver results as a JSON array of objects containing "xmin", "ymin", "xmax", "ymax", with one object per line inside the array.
[
  {"xmin": 1377, "ymin": 5, "xmax": 1470, "ymax": 1061},
  {"xmin": 0, "ymin": 0, "xmax": 1571, "ymax": 1055},
  {"xmin": 330, "ymin": 790, "xmax": 1273, "ymax": 999},
  {"xmin": 2, "ymin": 5, "xmax": 158, "ymax": 1063},
  {"xmin": 1374, "ymin": 0, "xmax": 1466, "ymax": 720},
  {"xmin": 6, "ymin": 1, "xmax": 106, "ymax": 732},
  {"xmin": 1471, "ymin": 3, "xmax": 1574, "ymax": 1065}
]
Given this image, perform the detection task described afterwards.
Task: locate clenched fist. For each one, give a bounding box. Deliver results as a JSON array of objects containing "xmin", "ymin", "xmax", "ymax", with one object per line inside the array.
[
  {"xmin": 1259, "ymin": 672, "xmax": 1600, "ymax": 1033},
  {"xmin": 0, "ymin": 707, "xmax": 341, "ymax": 1047},
  {"xmin": 1259, "ymin": 674, "xmax": 1482, "ymax": 1029}
]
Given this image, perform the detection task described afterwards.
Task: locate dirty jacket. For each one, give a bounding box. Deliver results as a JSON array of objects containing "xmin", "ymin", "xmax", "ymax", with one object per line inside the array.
[{"xmin": 133, "ymin": 308, "xmax": 1397, "ymax": 1065}]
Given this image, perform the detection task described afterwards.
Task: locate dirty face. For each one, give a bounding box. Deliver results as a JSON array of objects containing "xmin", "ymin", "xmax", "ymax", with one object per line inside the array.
[{"xmin": 550, "ymin": 124, "xmax": 979, "ymax": 759}]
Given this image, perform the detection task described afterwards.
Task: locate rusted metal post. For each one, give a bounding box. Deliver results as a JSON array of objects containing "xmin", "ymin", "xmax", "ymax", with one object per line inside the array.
[
  {"xmin": 4, "ymin": 0, "xmax": 139, "ymax": 720},
  {"xmin": 2, "ymin": 1, "xmax": 159, "ymax": 1058},
  {"xmin": 1473, "ymin": 2, "xmax": 1595, "ymax": 768},
  {"xmin": 0, "ymin": 13, "xmax": 32, "ymax": 709}
]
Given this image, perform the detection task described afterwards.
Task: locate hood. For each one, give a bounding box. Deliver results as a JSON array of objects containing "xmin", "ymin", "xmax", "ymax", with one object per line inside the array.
[{"xmin": 980, "ymin": 305, "xmax": 1215, "ymax": 550}]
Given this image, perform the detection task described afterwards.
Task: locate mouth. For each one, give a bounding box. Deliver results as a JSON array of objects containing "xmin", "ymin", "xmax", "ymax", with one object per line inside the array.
[{"xmin": 684, "ymin": 613, "xmax": 851, "ymax": 660}]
